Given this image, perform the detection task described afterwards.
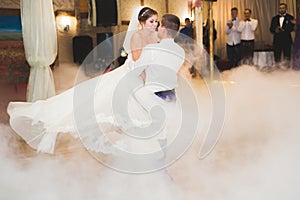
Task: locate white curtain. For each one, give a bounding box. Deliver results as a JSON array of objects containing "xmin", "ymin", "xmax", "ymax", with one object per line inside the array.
[
  {"xmin": 194, "ymin": 6, "xmax": 203, "ymax": 48},
  {"xmin": 21, "ymin": 0, "xmax": 57, "ymax": 102}
]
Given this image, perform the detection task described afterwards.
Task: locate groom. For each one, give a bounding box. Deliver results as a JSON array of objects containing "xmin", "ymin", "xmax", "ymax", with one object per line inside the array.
[
  {"xmin": 132, "ymin": 14, "xmax": 185, "ymax": 155},
  {"xmin": 134, "ymin": 14, "xmax": 185, "ymax": 109}
]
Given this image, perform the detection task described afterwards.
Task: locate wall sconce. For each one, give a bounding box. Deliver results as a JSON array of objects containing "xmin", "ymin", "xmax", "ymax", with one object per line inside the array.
[
  {"xmin": 60, "ymin": 16, "xmax": 71, "ymax": 32},
  {"xmin": 64, "ymin": 24, "xmax": 70, "ymax": 32},
  {"xmin": 55, "ymin": 10, "xmax": 76, "ymax": 33}
]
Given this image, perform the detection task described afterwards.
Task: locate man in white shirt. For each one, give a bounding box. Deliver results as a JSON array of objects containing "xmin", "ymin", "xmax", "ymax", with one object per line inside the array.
[
  {"xmin": 225, "ymin": 7, "xmax": 241, "ymax": 68},
  {"xmin": 134, "ymin": 14, "xmax": 185, "ymax": 111},
  {"xmin": 132, "ymin": 14, "xmax": 185, "ymax": 156},
  {"xmin": 237, "ymin": 8, "xmax": 258, "ymax": 65}
]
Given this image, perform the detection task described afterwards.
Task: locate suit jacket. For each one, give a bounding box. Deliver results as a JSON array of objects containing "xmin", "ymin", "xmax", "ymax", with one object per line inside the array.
[{"xmin": 270, "ymin": 13, "xmax": 294, "ymax": 45}]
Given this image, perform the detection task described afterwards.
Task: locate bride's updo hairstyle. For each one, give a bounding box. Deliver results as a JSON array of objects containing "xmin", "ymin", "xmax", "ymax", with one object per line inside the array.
[{"xmin": 138, "ymin": 7, "xmax": 158, "ymax": 23}]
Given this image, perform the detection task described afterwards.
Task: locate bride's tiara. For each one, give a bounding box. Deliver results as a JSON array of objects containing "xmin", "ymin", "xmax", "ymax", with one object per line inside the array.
[{"xmin": 141, "ymin": 9, "xmax": 150, "ymax": 17}]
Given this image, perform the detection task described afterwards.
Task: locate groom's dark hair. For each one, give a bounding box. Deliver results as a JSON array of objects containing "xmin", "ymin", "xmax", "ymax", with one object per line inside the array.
[{"xmin": 161, "ymin": 14, "xmax": 180, "ymax": 37}]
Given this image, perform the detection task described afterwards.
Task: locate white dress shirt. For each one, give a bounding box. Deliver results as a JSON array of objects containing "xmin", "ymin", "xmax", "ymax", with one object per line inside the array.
[
  {"xmin": 132, "ymin": 38, "xmax": 185, "ymax": 143},
  {"xmin": 279, "ymin": 16, "xmax": 285, "ymax": 27},
  {"xmin": 135, "ymin": 38, "xmax": 185, "ymax": 92},
  {"xmin": 225, "ymin": 18, "xmax": 241, "ymax": 45},
  {"xmin": 237, "ymin": 18, "xmax": 258, "ymax": 40}
]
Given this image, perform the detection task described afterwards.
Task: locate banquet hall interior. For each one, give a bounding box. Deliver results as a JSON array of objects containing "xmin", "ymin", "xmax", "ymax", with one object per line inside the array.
[{"xmin": 0, "ymin": 0, "xmax": 300, "ymax": 199}]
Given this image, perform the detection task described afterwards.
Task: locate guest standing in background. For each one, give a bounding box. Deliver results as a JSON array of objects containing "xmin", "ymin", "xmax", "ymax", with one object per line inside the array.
[
  {"xmin": 180, "ymin": 18, "xmax": 194, "ymax": 39},
  {"xmin": 237, "ymin": 8, "xmax": 258, "ymax": 65},
  {"xmin": 270, "ymin": 3, "xmax": 294, "ymax": 67},
  {"xmin": 203, "ymin": 19, "xmax": 217, "ymax": 53},
  {"xmin": 291, "ymin": 5, "xmax": 300, "ymax": 70},
  {"xmin": 225, "ymin": 7, "xmax": 241, "ymax": 68}
]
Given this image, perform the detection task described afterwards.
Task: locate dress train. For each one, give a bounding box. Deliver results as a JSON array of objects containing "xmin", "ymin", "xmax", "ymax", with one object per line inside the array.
[{"xmin": 7, "ymin": 57, "xmax": 155, "ymax": 154}]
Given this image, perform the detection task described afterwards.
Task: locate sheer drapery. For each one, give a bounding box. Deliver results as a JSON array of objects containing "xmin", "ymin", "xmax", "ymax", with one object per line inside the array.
[
  {"xmin": 202, "ymin": 0, "xmax": 296, "ymax": 59},
  {"xmin": 21, "ymin": 0, "xmax": 57, "ymax": 102},
  {"xmin": 194, "ymin": 6, "xmax": 203, "ymax": 48}
]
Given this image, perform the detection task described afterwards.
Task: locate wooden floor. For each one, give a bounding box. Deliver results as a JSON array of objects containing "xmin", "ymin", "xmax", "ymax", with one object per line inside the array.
[{"xmin": 0, "ymin": 63, "xmax": 91, "ymax": 158}]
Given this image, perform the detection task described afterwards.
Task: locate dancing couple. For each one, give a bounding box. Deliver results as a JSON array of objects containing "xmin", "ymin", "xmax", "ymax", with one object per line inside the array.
[{"xmin": 7, "ymin": 7, "xmax": 186, "ymax": 161}]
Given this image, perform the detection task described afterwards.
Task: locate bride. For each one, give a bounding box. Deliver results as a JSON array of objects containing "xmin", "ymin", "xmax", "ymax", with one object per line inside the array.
[{"xmin": 7, "ymin": 7, "xmax": 161, "ymax": 155}]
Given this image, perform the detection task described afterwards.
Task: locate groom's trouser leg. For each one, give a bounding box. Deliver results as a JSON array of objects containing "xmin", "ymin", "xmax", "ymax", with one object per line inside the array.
[{"xmin": 133, "ymin": 87, "xmax": 175, "ymax": 157}]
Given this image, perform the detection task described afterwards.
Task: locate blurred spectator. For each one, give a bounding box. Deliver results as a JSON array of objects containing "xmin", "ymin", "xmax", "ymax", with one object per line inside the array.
[
  {"xmin": 292, "ymin": 5, "xmax": 300, "ymax": 70},
  {"xmin": 203, "ymin": 19, "xmax": 217, "ymax": 53},
  {"xmin": 225, "ymin": 7, "xmax": 241, "ymax": 68},
  {"xmin": 270, "ymin": 3, "xmax": 295, "ymax": 66},
  {"xmin": 180, "ymin": 18, "xmax": 194, "ymax": 39},
  {"xmin": 238, "ymin": 8, "xmax": 258, "ymax": 65}
]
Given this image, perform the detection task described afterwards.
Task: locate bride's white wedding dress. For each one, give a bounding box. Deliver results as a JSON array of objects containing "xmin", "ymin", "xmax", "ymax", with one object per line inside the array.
[
  {"xmin": 7, "ymin": 49, "xmax": 184, "ymax": 200},
  {"xmin": 7, "ymin": 53, "xmax": 146, "ymax": 153},
  {"xmin": 7, "ymin": 7, "xmax": 169, "ymax": 155}
]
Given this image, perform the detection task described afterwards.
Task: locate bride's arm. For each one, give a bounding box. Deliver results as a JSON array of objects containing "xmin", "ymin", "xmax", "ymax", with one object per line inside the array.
[
  {"xmin": 134, "ymin": 45, "xmax": 152, "ymax": 84},
  {"xmin": 140, "ymin": 71, "xmax": 146, "ymax": 83},
  {"xmin": 130, "ymin": 32, "xmax": 143, "ymax": 61}
]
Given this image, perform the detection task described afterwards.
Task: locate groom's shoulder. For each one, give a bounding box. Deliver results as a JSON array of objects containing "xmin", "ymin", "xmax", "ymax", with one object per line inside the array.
[
  {"xmin": 174, "ymin": 43, "xmax": 185, "ymax": 56},
  {"xmin": 142, "ymin": 43, "xmax": 160, "ymax": 51},
  {"xmin": 143, "ymin": 41, "xmax": 184, "ymax": 56}
]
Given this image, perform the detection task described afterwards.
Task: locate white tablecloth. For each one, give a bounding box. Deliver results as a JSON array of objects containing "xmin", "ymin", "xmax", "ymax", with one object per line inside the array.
[{"xmin": 253, "ymin": 51, "xmax": 275, "ymax": 69}]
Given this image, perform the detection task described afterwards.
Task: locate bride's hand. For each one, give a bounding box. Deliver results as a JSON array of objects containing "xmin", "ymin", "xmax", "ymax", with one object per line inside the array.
[{"xmin": 140, "ymin": 71, "xmax": 146, "ymax": 83}]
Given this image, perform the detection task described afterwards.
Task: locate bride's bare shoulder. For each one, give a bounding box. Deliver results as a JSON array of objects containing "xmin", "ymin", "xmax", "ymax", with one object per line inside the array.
[
  {"xmin": 131, "ymin": 31, "xmax": 143, "ymax": 42},
  {"xmin": 131, "ymin": 30, "xmax": 158, "ymax": 47}
]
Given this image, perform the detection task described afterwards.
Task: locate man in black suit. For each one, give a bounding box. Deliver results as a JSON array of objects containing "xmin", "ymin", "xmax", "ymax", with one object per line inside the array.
[{"xmin": 270, "ymin": 3, "xmax": 295, "ymax": 65}]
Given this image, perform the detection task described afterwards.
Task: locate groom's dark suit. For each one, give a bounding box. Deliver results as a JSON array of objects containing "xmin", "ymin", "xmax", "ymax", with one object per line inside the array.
[{"xmin": 270, "ymin": 13, "xmax": 295, "ymax": 62}]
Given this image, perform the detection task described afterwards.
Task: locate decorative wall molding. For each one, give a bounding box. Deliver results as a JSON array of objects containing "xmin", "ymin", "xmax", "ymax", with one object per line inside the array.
[
  {"xmin": 0, "ymin": 0, "xmax": 74, "ymax": 11},
  {"xmin": 0, "ymin": 0, "xmax": 19, "ymax": 9},
  {"xmin": 0, "ymin": 8, "xmax": 20, "ymax": 16},
  {"xmin": 53, "ymin": 0, "xmax": 75, "ymax": 11}
]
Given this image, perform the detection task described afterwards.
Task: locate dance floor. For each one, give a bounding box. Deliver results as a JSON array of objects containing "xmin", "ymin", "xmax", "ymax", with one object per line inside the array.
[{"xmin": 0, "ymin": 63, "xmax": 300, "ymax": 199}]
